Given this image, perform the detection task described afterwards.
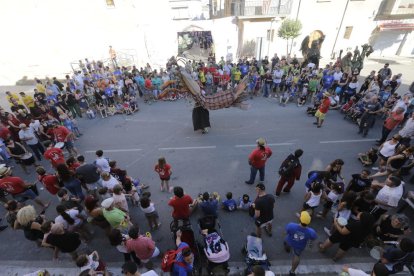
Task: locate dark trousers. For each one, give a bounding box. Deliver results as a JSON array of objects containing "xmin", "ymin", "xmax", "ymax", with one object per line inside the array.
[
  {"xmin": 28, "ymin": 142, "xmax": 45, "ymax": 161},
  {"xmin": 275, "ymin": 175, "xmax": 295, "ymax": 195},
  {"xmin": 359, "ymin": 114, "xmax": 375, "ymax": 136},
  {"xmin": 123, "ymin": 252, "xmax": 141, "ymax": 265},
  {"xmin": 248, "ymin": 166, "xmax": 265, "ymax": 183},
  {"xmin": 378, "ymin": 126, "xmax": 392, "ymax": 144}
]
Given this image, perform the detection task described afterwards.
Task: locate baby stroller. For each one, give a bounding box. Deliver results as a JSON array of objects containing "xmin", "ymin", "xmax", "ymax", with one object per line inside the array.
[
  {"xmin": 170, "ymin": 219, "xmax": 202, "ymax": 275},
  {"xmin": 242, "ymin": 234, "xmax": 271, "ymax": 275},
  {"xmin": 198, "ymin": 216, "xmax": 230, "ymax": 275}
]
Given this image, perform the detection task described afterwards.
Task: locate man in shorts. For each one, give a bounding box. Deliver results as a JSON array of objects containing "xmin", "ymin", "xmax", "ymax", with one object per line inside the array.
[
  {"xmin": 284, "ymin": 211, "xmax": 317, "ymax": 276},
  {"xmin": 0, "ymin": 166, "xmax": 49, "ymax": 208},
  {"xmin": 314, "ymin": 92, "xmax": 331, "ymax": 128},
  {"xmin": 253, "ymin": 183, "xmax": 275, "ymax": 237}
]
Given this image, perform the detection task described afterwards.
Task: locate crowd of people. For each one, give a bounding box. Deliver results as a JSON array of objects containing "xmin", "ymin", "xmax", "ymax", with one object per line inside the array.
[{"xmin": 0, "ymin": 50, "xmax": 413, "ymax": 276}]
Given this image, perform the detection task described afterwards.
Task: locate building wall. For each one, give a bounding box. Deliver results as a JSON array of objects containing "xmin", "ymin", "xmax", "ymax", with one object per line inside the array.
[{"xmin": 286, "ymin": 0, "xmax": 378, "ymax": 59}]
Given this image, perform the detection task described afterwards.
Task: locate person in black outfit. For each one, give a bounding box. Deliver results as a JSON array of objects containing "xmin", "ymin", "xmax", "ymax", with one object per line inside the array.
[
  {"xmin": 346, "ymin": 170, "xmax": 372, "ymax": 193},
  {"xmin": 41, "ymin": 221, "xmax": 81, "ymax": 260},
  {"xmin": 319, "ymin": 212, "xmax": 375, "ymax": 261},
  {"xmin": 192, "ymin": 103, "xmax": 210, "ymax": 134},
  {"xmin": 253, "ymin": 183, "xmax": 275, "ymax": 238}
]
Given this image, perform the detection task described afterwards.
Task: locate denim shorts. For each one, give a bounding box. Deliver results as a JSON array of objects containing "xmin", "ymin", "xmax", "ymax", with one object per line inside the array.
[{"xmin": 14, "ymin": 189, "xmax": 37, "ymax": 202}]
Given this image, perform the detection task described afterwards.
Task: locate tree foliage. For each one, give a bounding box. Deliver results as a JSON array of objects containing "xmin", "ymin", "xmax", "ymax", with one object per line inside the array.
[{"xmin": 277, "ymin": 19, "xmax": 302, "ymax": 40}]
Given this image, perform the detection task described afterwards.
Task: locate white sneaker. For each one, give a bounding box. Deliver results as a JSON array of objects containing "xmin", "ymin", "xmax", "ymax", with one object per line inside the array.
[
  {"xmin": 324, "ymin": 227, "xmax": 331, "ymax": 236},
  {"xmin": 372, "ymin": 167, "xmax": 379, "ymax": 171}
]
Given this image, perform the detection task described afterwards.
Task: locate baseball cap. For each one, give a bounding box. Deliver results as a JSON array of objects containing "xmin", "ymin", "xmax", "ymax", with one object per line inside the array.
[
  {"xmin": 300, "ymin": 211, "xmax": 311, "ymax": 225},
  {"xmin": 256, "ymin": 138, "xmax": 266, "ymax": 146},
  {"xmin": 101, "ymin": 198, "xmax": 114, "ymax": 209}
]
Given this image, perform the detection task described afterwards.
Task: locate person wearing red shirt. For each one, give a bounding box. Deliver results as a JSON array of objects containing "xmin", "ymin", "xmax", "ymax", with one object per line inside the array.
[
  {"xmin": 125, "ymin": 226, "xmax": 160, "ymax": 265},
  {"xmin": 168, "ymin": 186, "xmax": 195, "ymax": 221},
  {"xmin": 377, "ymin": 107, "xmax": 405, "ymax": 145},
  {"xmin": 245, "ymin": 138, "xmax": 273, "ymax": 185},
  {"xmin": 314, "ymin": 92, "xmax": 331, "ymax": 128},
  {"xmin": 36, "ymin": 166, "xmax": 60, "ymax": 195},
  {"xmin": 154, "ymin": 157, "xmax": 172, "ymax": 192},
  {"xmin": 51, "ymin": 123, "xmax": 78, "ymax": 156},
  {"xmin": 43, "ymin": 141, "xmax": 65, "ymax": 168},
  {"xmin": 0, "ymin": 166, "xmax": 49, "ymax": 208}
]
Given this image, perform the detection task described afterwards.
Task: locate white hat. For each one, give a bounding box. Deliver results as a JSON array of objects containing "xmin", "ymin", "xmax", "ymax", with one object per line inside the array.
[{"xmin": 101, "ymin": 198, "xmax": 114, "ymax": 209}]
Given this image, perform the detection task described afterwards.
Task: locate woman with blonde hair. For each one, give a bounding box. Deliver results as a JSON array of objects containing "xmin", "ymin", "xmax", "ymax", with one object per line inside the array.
[{"xmin": 15, "ymin": 205, "xmax": 45, "ymax": 245}]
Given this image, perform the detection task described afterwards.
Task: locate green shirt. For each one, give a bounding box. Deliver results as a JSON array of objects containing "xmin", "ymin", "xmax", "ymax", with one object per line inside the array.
[
  {"xmin": 308, "ymin": 79, "xmax": 319, "ymax": 92},
  {"xmin": 103, "ymin": 208, "xmax": 126, "ymax": 228}
]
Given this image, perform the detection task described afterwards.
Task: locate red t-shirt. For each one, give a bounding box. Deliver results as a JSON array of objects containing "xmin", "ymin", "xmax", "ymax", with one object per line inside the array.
[
  {"xmin": 0, "ymin": 176, "xmax": 26, "ymax": 195},
  {"xmin": 384, "ymin": 112, "xmax": 404, "ymax": 130},
  {"xmin": 144, "ymin": 79, "xmax": 152, "ymax": 89},
  {"xmin": 318, "ymin": 98, "xmax": 331, "ymax": 114},
  {"xmin": 39, "ymin": 174, "xmax": 60, "ymax": 195},
  {"xmin": 44, "ymin": 147, "xmax": 65, "ymax": 167},
  {"xmin": 168, "ymin": 195, "xmax": 193, "ymax": 219},
  {"xmin": 0, "ymin": 127, "xmax": 11, "ymax": 140},
  {"xmin": 249, "ymin": 147, "xmax": 273, "ymax": 168},
  {"xmin": 155, "ymin": 163, "xmax": 171, "ymax": 179},
  {"xmin": 126, "ymin": 235, "xmax": 156, "ymax": 260},
  {"xmin": 53, "ymin": 126, "xmax": 70, "ymax": 142}
]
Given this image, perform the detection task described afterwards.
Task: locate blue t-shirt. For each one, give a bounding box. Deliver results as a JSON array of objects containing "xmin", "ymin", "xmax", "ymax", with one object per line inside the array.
[
  {"xmin": 200, "ymin": 200, "xmax": 218, "ymax": 217},
  {"xmin": 222, "ymin": 199, "xmax": 237, "ymax": 211},
  {"xmin": 240, "ymin": 65, "xmax": 249, "ymax": 75},
  {"xmin": 285, "ymin": 223, "xmax": 317, "ymax": 251},
  {"xmin": 323, "ymin": 75, "xmax": 334, "ymax": 89},
  {"xmin": 172, "ymin": 242, "xmax": 193, "ymax": 276}
]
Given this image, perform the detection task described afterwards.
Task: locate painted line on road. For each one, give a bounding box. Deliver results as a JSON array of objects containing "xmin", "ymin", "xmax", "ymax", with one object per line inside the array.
[
  {"xmin": 158, "ymin": 146, "xmax": 216, "ymax": 151},
  {"xmin": 84, "ymin": 148, "xmax": 143, "ymax": 153},
  {"xmin": 235, "ymin": 143, "xmax": 294, "ymax": 148},
  {"xmin": 320, "ymin": 139, "xmax": 376, "ymax": 144}
]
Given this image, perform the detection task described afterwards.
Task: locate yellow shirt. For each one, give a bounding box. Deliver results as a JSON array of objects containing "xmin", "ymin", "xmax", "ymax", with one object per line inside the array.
[
  {"xmin": 234, "ymin": 71, "xmax": 241, "ymax": 81},
  {"xmin": 6, "ymin": 93, "xmax": 22, "ymax": 105},
  {"xmin": 21, "ymin": 95, "xmax": 35, "ymax": 108},
  {"xmin": 36, "ymin": 83, "xmax": 46, "ymax": 93}
]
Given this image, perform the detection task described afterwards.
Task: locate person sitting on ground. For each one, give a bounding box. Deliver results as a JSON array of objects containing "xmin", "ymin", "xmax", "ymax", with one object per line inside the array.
[
  {"xmin": 200, "ymin": 192, "xmax": 219, "ymax": 217},
  {"xmin": 238, "ymin": 194, "xmax": 252, "ymax": 211},
  {"xmin": 247, "ymin": 265, "xmax": 275, "ymax": 276},
  {"xmin": 222, "ymin": 192, "xmax": 237, "ymax": 211}
]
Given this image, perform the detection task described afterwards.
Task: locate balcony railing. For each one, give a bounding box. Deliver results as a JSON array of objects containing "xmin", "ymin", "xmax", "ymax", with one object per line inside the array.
[{"xmin": 230, "ymin": 0, "xmax": 292, "ymax": 17}]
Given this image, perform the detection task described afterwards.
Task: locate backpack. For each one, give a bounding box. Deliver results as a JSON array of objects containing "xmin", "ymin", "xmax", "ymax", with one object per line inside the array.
[
  {"xmin": 161, "ymin": 246, "xmax": 189, "ymax": 272},
  {"xmin": 279, "ymin": 155, "xmax": 299, "ymax": 176}
]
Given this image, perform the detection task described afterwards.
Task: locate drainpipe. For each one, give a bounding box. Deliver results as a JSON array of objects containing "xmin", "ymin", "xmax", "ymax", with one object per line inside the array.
[{"xmin": 330, "ymin": 0, "xmax": 350, "ymax": 59}]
